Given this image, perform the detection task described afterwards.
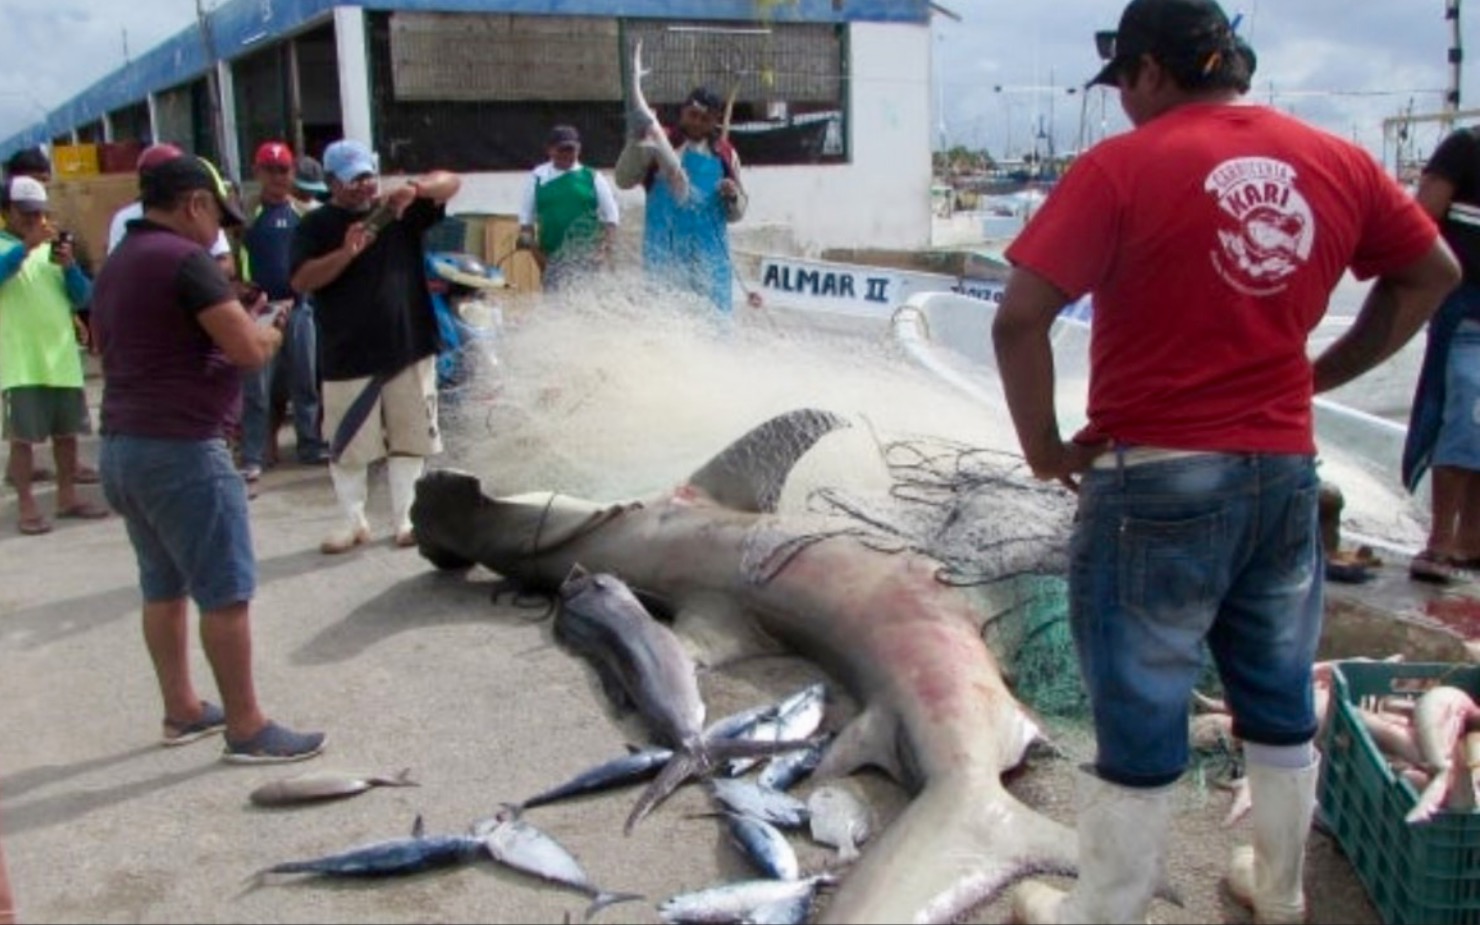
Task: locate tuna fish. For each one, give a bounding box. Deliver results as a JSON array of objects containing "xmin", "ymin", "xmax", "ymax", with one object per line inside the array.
[
  {"xmin": 410, "ymin": 408, "xmax": 1079, "ymax": 923},
  {"xmin": 473, "ymin": 809, "xmax": 643, "ymax": 920},
  {"xmin": 658, "ymin": 874, "xmax": 834, "ymax": 925},
  {"xmin": 248, "ymin": 815, "xmax": 483, "ymax": 884}
]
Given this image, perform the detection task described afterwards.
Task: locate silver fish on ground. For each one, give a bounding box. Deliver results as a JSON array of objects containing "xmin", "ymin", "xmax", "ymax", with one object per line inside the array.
[
  {"xmin": 246, "ymin": 814, "xmax": 482, "ymax": 885},
  {"xmin": 758, "ymin": 734, "xmax": 831, "ymax": 793},
  {"xmin": 410, "ymin": 408, "xmax": 1079, "ymax": 923},
  {"xmin": 806, "ymin": 784, "xmax": 874, "ymax": 863},
  {"xmin": 473, "ymin": 809, "xmax": 643, "ymax": 921},
  {"xmin": 519, "ymin": 746, "xmax": 674, "ymax": 811},
  {"xmin": 628, "ymin": 39, "xmax": 689, "ymax": 202},
  {"xmin": 708, "ymin": 779, "xmax": 809, "ymax": 830},
  {"xmin": 658, "ymin": 874, "xmax": 835, "ymax": 925},
  {"xmin": 719, "ymin": 811, "xmax": 800, "ymax": 881},
  {"xmin": 727, "ymin": 683, "xmax": 827, "ymax": 778},
  {"xmin": 248, "ymin": 767, "xmax": 418, "ymax": 807}
]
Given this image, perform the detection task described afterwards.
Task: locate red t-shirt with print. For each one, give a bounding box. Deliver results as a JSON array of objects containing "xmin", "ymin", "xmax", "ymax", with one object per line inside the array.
[{"xmin": 1006, "ymin": 103, "xmax": 1437, "ymax": 454}]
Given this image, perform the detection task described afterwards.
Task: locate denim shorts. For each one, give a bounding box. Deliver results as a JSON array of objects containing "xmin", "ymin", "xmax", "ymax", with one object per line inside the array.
[
  {"xmin": 100, "ymin": 436, "xmax": 256, "ymax": 612},
  {"xmin": 1434, "ymin": 320, "xmax": 1480, "ymax": 469},
  {"xmin": 1069, "ymin": 451, "xmax": 1322, "ymax": 788}
]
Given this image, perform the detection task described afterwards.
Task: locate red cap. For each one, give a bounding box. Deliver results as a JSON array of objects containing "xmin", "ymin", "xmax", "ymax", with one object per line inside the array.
[
  {"xmin": 254, "ymin": 141, "xmax": 294, "ymax": 168},
  {"xmin": 137, "ymin": 143, "xmax": 184, "ymax": 172}
]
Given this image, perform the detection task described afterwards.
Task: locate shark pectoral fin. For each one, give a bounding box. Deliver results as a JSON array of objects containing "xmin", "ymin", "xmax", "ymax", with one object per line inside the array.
[
  {"xmin": 685, "ymin": 409, "xmax": 851, "ymax": 513},
  {"xmin": 671, "ymin": 596, "xmax": 782, "ymax": 668},
  {"xmin": 812, "ymin": 705, "xmax": 906, "ymax": 785}
]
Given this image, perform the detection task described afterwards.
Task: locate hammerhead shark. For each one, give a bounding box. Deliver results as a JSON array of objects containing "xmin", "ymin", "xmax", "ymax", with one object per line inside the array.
[{"xmin": 409, "ymin": 408, "xmax": 1078, "ymax": 923}]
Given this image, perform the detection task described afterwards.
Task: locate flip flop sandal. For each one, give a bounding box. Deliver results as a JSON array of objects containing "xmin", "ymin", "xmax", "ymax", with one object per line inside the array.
[
  {"xmin": 74, "ymin": 467, "xmax": 101, "ymax": 485},
  {"xmin": 18, "ymin": 515, "xmax": 52, "ymax": 535},
  {"xmin": 1409, "ymin": 549, "xmax": 1456, "ymax": 584},
  {"xmin": 57, "ymin": 502, "xmax": 109, "ymax": 520}
]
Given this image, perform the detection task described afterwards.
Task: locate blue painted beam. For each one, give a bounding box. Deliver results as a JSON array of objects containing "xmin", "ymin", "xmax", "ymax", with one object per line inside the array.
[{"xmin": 2, "ymin": 0, "xmax": 929, "ymax": 157}]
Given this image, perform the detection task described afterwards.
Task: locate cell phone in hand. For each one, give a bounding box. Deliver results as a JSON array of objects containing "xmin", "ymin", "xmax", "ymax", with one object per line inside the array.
[
  {"xmin": 255, "ymin": 300, "xmax": 290, "ymax": 327},
  {"xmin": 361, "ymin": 202, "xmax": 396, "ymax": 236}
]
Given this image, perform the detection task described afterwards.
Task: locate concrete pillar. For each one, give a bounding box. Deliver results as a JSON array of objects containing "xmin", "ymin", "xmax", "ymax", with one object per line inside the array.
[{"xmin": 334, "ymin": 5, "xmax": 374, "ymax": 147}]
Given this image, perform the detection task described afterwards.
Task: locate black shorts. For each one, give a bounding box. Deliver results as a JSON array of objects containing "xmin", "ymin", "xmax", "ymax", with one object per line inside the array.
[{"xmin": 2, "ymin": 386, "xmax": 88, "ymax": 442}]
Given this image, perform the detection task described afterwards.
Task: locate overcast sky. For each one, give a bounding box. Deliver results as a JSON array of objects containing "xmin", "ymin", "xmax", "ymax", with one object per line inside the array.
[{"xmin": 0, "ymin": 0, "xmax": 1474, "ymax": 170}]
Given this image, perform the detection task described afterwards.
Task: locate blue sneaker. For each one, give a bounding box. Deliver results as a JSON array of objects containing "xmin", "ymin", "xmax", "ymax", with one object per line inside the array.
[
  {"xmin": 222, "ymin": 721, "xmax": 326, "ymax": 765},
  {"xmin": 161, "ymin": 701, "xmax": 226, "ymax": 747}
]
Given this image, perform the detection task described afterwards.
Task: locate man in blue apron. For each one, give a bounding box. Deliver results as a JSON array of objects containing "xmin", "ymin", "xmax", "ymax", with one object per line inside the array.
[{"xmin": 615, "ymin": 86, "xmax": 747, "ymax": 312}]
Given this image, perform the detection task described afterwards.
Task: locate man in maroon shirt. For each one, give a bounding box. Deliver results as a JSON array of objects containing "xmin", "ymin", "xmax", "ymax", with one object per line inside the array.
[{"xmin": 91, "ymin": 155, "xmax": 326, "ymax": 763}]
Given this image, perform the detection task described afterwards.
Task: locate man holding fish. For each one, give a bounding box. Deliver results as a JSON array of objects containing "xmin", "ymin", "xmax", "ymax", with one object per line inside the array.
[
  {"xmin": 992, "ymin": 1, "xmax": 1461, "ymax": 923},
  {"xmin": 616, "ymin": 40, "xmax": 747, "ymax": 313}
]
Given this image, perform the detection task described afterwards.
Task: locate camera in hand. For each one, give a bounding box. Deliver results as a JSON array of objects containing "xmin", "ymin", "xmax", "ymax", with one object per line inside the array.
[{"xmin": 361, "ymin": 202, "xmax": 396, "ymax": 236}]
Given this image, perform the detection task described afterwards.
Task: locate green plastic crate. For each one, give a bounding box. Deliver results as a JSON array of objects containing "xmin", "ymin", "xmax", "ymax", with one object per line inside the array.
[{"xmin": 1320, "ymin": 661, "xmax": 1480, "ymax": 925}]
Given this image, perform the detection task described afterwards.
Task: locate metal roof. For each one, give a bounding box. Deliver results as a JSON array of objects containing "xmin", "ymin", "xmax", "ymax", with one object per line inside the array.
[{"xmin": 1, "ymin": 0, "xmax": 930, "ymax": 158}]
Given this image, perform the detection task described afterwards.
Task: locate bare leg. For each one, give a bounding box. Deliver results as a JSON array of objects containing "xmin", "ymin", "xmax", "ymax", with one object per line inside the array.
[
  {"xmin": 1428, "ymin": 466, "xmax": 1464, "ymax": 558},
  {"xmin": 8, "ymin": 441, "xmax": 42, "ymax": 527},
  {"xmin": 143, "ymin": 598, "xmax": 211, "ymax": 728},
  {"xmin": 198, "ymin": 601, "xmax": 268, "ymax": 742},
  {"xmin": 52, "ymin": 435, "xmax": 80, "ymax": 511},
  {"xmin": 1453, "ymin": 468, "xmax": 1480, "ymax": 560}
]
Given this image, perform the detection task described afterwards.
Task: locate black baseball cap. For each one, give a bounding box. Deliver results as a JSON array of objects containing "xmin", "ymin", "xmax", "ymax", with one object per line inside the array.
[
  {"xmin": 140, "ymin": 155, "xmax": 247, "ymax": 228},
  {"xmin": 682, "ymin": 87, "xmax": 724, "ymax": 114},
  {"xmin": 1089, "ymin": 0, "xmax": 1234, "ymax": 87},
  {"xmin": 4, "ymin": 147, "xmax": 51, "ymax": 179},
  {"xmin": 547, "ymin": 125, "xmax": 581, "ymax": 147}
]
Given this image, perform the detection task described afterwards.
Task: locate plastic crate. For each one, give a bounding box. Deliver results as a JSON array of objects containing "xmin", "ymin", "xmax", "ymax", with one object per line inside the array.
[{"xmin": 1320, "ymin": 661, "xmax": 1480, "ymax": 925}]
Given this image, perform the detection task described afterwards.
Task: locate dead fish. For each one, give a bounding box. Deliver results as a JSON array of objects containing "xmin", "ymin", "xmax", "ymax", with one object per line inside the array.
[
  {"xmin": 708, "ymin": 779, "xmax": 809, "ymax": 830},
  {"xmin": 658, "ymin": 874, "xmax": 834, "ymax": 925},
  {"xmin": 248, "ymin": 814, "xmax": 482, "ymax": 884},
  {"xmin": 474, "ymin": 810, "xmax": 642, "ymax": 920},
  {"xmin": 248, "ymin": 768, "xmax": 417, "ymax": 807},
  {"xmin": 1189, "ymin": 713, "xmax": 1236, "ymax": 753},
  {"xmin": 806, "ymin": 784, "xmax": 873, "ymax": 863},
  {"xmin": 719, "ymin": 811, "xmax": 800, "ymax": 881},
  {"xmin": 410, "ymin": 409, "xmax": 1078, "ymax": 923},
  {"xmin": 727, "ymin": 683, "xmax": 826, "ymax": 777},
  {"xmin": 519, "ymin": 747, "xmax": 674, "ymax": 811},
  {"xmin": 629, "ymin": 39, "xmax": 689, "ymax": 202},
  {"xmin": 758, "ymin": 734, "xmax": 831, "ymax": 793},
  {"xmin": 1406, "ymin": 685, "xmax": 1480, "ymax": 824},
  {"xmin": 557, "ymin": 568, "xmax": 806, "ymax": 833}
]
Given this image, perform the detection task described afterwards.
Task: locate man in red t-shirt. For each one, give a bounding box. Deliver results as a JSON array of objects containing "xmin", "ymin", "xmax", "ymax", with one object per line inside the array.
[{"xmin": 992, "ymin": 1, "xmax": 1459, "ymax": 923}]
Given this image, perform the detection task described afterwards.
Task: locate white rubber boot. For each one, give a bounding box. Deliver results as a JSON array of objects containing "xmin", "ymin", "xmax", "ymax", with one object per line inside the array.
[
  {"xmin": 1012, "ymin": 772, "xmax": 1173, "ymax": 924},
  {"xmin": 1226, "ymin": 759, "xmax": 1320, "ymax": 924},
  {"xmin": 320, "ymin": 463, "xmax": 371, "ymax": 554},
  {"xmin": 387, "ymin": 455, "xmax": 425, "ymax": 548}
]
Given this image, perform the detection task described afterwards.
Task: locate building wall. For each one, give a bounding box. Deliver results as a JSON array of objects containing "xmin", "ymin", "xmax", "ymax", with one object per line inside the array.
[{"xmin": 445, "ymin": 21, "xmax": 933, "ymax": 253}]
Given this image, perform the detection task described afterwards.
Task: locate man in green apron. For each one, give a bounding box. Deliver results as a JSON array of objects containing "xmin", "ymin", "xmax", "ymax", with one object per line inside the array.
[{"xmin": 516, "ymin": 125, "xmax": 620, "ymax": 291}]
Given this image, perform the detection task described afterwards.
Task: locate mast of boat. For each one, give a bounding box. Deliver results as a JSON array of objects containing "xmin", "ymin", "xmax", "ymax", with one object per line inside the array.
[{"xmin": 1444, "ymin": 0, "xmax": 1463, "ymax": 126}]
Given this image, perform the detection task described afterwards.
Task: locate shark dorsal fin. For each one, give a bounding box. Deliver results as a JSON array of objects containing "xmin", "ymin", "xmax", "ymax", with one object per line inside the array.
[{"xmin": 685, "ymin": 409, "xmax": 850, "ymax": 513}]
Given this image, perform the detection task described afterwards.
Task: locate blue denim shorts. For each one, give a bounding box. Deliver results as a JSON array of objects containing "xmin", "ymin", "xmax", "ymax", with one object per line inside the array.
[
  {"xmin": 100, "ymin": 436, "xmax": 255, "ymax": 612},
  {"xmin": 1069, "ymin": 451, "xmax": 1322, "ymax": 788},
  {"xmin": 1434, "ymin": 320, "xmax": 1480, "ymax": 469}
]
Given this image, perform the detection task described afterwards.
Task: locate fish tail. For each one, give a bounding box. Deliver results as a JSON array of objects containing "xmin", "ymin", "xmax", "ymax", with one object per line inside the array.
[
  {"xmin": 624, "ymin": 752, "xmax": 701, "ymax": 835},
  {"xmin": 584, "ymin": 890, "xmax": 645, "ymax": 921},
  {"xmin": 394, "ymin": 767, "xmax": 418, "ymax": 788}
]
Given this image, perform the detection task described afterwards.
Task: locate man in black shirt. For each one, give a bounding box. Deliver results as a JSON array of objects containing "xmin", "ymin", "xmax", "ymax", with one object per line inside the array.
[{"xmin": 290, "ymin": 139, "xmax": 461, "ymax": 554}]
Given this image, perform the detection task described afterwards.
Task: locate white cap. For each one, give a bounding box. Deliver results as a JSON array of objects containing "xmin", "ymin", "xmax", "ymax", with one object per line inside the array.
[{"xmin": 4, "ymin": 176, "xmax": 48, "ymax": 213}]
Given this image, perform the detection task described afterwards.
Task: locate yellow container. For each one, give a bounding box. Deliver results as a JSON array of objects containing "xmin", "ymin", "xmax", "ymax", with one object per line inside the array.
[{"xmin": 52, "ymin": 143, "xmax": 100, "ymax": 178}]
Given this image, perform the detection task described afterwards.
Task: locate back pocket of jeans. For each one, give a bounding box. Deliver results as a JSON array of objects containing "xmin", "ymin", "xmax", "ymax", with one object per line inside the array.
[{"xmin": 1119, "ymin": 510, "xmax": 1222, "ymax": 615}]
